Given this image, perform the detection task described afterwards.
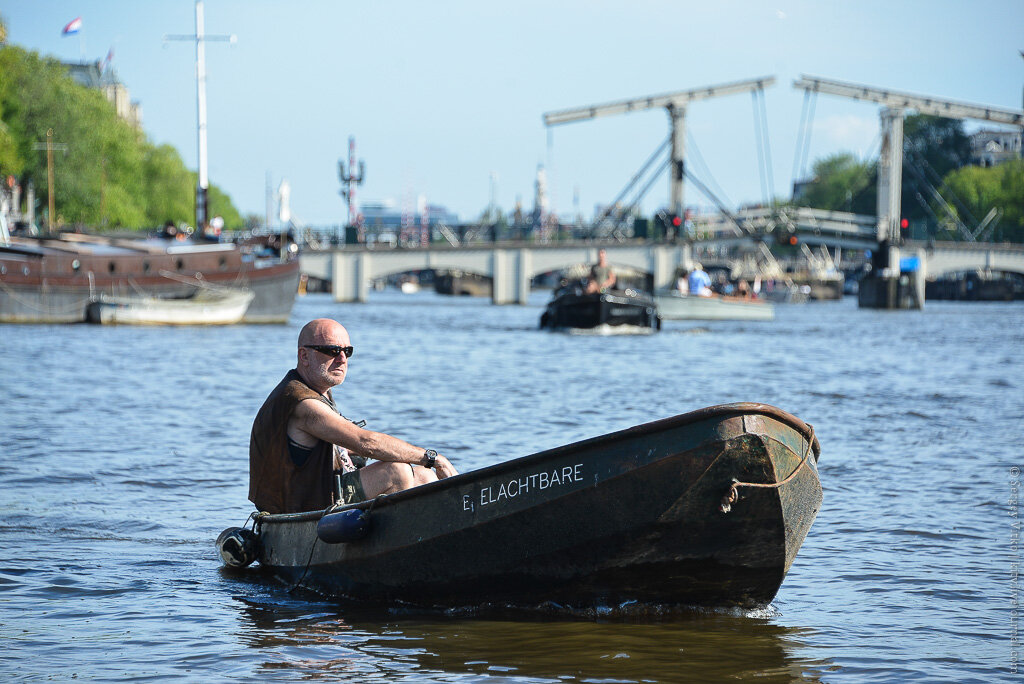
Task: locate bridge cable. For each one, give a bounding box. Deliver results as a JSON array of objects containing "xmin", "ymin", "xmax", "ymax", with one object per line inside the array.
[
  {"xmin": 903, "ymin": 149, "xmax": 975, "ymax": 241},
  {"xmin": 799, "ymin": 91, "xmax": 817, "ymax": 180},
  {"xmin": 750, "ymin": 89, "xmax": 776, "ymax": 206},
  {"xmin": 792, "ymin": 89, "xmax": 817, "ymax": 188},
  {"xmin": 752, "ymin": 90, "xmax": 770, "ymax": 205},
  {"xmin": 687, "ymin": 132, "xmax": 734, "ymax": 209},
  {"xmin": 684, "ymin": 168, "xmax": 751, "ymax": 235},
  {"xmin": 906, "ymin": 143, "xmax": 979, "ymax": 228},
  {"xmin": 591, "ymin": 136, "xmax": 670, "ymax": 237},
  {"xmin": 758, "ymin": 88, "xmax": 777, "ymax": 204}
]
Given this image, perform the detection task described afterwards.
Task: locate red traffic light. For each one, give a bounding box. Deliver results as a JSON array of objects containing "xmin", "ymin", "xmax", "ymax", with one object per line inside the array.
[
  {"xmin": 900, "ymin": 218, "xmax": 909, "ymax": 229},
  {"xmin": 671, "ymin": 215, "xmax": 682, "ymax": 227},
  {"xmin": 788, "ymin": 235, "xmax": 798, "ymax": 246}
]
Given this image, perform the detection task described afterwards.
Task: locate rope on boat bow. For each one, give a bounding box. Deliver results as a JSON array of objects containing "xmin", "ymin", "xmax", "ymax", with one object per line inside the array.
[{"xmin": 720, "ymin": 424, "xmax": 816, "ymax": 514}]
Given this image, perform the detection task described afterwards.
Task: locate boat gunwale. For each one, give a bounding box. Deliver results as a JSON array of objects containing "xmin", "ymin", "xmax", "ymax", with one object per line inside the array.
[{"xmin": 258, "ymin": 402, "xmax": 819, "ymax": 524}]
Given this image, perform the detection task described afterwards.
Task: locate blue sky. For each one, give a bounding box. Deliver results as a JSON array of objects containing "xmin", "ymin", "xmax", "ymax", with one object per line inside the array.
[{"xmin": 2, "ymin": 1, "xmax": 1022, "ymax": 226}]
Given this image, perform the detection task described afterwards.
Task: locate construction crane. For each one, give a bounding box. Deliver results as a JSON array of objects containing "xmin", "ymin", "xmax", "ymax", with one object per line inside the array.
[
  {"xmin": 792, "ymin": 75, "xmax": 1024, "ymax": 246},
  {"xmin": 543, "ymin": 76, "xmax": 776, "ymax": 220}
]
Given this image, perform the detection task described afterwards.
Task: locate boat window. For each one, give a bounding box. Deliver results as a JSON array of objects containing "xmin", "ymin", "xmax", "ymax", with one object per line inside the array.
[
  {"xmin": 176, "ymin": 258, "xmax": 185, "ymax": 271},
  {"xmin": 108, "ymin": 261, "xmax": 116, "ymax": 274},
  {"xmin": 142, "ymin": 261, "xmax": 150, "ymax": 274},
  {"xmin": 71, "ymin": 259, "xmax": 80, "ymax": 271},
  {"xmin": 219, "ymin": 257, "xmax": 227, "ymax": 270}
]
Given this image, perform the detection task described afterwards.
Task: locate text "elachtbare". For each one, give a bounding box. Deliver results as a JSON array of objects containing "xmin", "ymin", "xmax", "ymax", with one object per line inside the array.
[{"xmin": 464, "ymin": 463, "xmax": 584, "ymax": 511}]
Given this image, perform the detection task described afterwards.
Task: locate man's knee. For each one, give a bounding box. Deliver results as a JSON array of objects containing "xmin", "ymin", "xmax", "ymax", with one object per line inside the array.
[
  {"xmin": 385, "ymin": 462, "xmax": 416, "ymax": 490},
  {"xmin": 413, "ymin": 467, "xmax": 438, "ymax": 486}
]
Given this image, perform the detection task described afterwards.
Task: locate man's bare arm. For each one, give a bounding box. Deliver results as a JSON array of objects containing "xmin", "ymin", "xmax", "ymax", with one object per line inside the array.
[{"xmin": 292, "ymin": 399, "xmax": 457, "ymax": 476}]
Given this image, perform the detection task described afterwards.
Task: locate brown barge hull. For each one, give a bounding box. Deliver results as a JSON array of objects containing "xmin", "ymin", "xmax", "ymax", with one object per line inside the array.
[
  {"xmin": 0, "ymin": 238, "xmax": 300, "ymax": 323},
  {"xmin": 255, "ymin": 403, "xmax": 822, "ymax": 609}
]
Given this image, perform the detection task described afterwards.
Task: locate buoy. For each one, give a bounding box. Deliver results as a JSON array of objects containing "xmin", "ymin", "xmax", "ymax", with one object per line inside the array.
[
  {"xmin": 317, "ymin": 508, "xmax": 371, "ymax": 544},
  {"xmin": 216, "ymin": 527, "xmax": 259, "ymax": 567}
]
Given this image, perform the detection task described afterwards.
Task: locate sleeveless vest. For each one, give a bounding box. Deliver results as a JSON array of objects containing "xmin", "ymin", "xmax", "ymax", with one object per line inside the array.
[{"xmin": 248, "ymin": 369, "xmax": 338, "ymax": 514}]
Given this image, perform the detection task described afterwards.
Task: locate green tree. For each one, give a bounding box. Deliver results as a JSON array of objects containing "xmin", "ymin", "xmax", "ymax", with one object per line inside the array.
[
  {"xmin": 943, "ymin": 160, "xmax": 1024, "ymax": 243},
  {"xmin": 206, "ymin": 180, "xmax": 243, "ymax": 229},
  {"xmin": 798, "ymin": 152, "xmax": 876, "ymax": 214},
  {"xmin": 0, "ymin": 41, "xmax": 243, "ymax": 231},
  {"xmin": 143, "ymin": 144, "xmax": 193, "ymax": 225},
  {"xmin": 901, "ymin": 115, "xmax": 971, "ymax": 222}
]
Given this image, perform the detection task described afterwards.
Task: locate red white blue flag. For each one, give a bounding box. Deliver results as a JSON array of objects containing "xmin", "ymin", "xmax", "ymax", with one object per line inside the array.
[{"xmin": 62, "ymin": 17, "xmax": 82, "ymax": 35}]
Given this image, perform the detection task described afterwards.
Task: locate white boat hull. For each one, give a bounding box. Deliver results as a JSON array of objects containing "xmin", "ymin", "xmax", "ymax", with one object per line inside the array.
[
  {"xmin": 655, "ymin": 293, "xmax": 775, "ymax": 321},
  {"xmin": 87, "ymin": 289, "xmax": 255, "ymax": 325}
]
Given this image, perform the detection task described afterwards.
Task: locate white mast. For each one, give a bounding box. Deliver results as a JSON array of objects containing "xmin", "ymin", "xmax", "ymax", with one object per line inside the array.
[
  {"xmin": 195, "ymin": 0, "xmax": 208, "ymax": 232},
  {"xmin": 165, "ymin": 1, "xmax": 235, "ymax": 233}
]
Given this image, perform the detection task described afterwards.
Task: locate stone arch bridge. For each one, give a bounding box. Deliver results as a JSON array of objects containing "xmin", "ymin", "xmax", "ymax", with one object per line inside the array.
[
  {"xmin": 301, "ymin": 242, "xmax": 692, "ymax": 304},
  {"xmin": 299, "ymin": 239, "xmax": 1024, "ymax": 305}
]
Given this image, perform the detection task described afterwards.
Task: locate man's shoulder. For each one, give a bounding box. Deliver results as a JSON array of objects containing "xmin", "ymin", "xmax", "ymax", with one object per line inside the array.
[{"xmin": 256, "ymin": 370, "xmax": 322, "ymax": 416}]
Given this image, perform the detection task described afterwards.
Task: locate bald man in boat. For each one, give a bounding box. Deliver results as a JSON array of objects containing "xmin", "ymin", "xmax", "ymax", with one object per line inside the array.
[{"xmin": 249, "ymin": 318, "xmax": 457, "ymax": 514}]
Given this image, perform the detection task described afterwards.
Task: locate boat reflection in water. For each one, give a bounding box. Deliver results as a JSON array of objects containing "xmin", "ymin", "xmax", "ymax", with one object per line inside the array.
[{"xmin": 230, "ymin": 595, "xmax": 833, "ymax": 681}]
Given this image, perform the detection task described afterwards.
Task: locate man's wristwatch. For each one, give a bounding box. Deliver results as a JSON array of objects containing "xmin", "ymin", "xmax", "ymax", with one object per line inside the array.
[{"xmin": 423, "ymin": 449, "xmax": 437, "ymax": 469}]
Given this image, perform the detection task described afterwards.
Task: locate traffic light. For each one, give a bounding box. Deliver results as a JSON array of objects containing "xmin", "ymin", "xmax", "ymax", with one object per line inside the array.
[
  {"xmin": 654, "ymin": 212, "xmax": 681, "ymax": 239},
  {"xmin": 776, "ymin": 227, "xmax": 798, "ymax": 247}
]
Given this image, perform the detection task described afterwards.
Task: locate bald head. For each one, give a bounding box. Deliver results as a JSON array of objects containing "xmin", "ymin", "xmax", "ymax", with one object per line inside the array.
[
  {"xmin": 296, "ymin": 319, "xmax": 351, "ymax": 392},
  {"xmin": 298, "ymin": 318, "xmax": 347, "ymax": 348}
]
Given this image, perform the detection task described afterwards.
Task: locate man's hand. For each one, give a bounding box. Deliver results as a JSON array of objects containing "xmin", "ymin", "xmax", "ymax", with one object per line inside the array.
[{"xmin": 433, "ymin": 454, "xmax": 458, "ymax": 479}]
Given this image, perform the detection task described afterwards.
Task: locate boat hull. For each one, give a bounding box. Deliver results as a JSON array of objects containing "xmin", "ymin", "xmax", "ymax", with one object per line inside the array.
[
  {"xmin": 655, "ymin": 292, "xmax": 775, "ymax": 321},
  {"xmin": 254, "ymin": 403, "xmax": 822, "ymax": 609},
  {"xmin": 0, "ymin": 236, "xmax": 300, "ymax": 324},
  {"xmin": 85, "ymin": 289, "xmax": 254, "ymax": 325}
]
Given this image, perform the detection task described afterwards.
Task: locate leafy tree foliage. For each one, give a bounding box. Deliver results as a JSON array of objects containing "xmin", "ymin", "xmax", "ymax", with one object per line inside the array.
[
  {"xmin": 797, "ymin": 115, "xmax": 1023, "ymax": 242},
  {"xmin": 901, "ymin": 115, "xmax": 971, "ymax": 221},
  {"xmin": 797, "ymin": 152, "xmax": 876, "ymax": 215},
  {"xmin": 0, "ymin": 43, "xmax": 241, "ymax": 231},
  {"xmin": 942, "ymin": 160, "xmax": 1024, "ymax": 243}
]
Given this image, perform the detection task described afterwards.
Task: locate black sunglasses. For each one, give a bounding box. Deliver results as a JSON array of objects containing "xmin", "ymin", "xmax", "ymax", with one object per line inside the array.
[{"xmin": 304, "ymin": 344, "xmax": 354, "ymax": 359}]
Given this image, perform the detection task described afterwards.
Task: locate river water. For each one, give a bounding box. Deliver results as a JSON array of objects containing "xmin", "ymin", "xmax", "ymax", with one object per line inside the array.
[{"xmin": 1, "ymin": 290, "xmax": 1021, "ymax": 682}]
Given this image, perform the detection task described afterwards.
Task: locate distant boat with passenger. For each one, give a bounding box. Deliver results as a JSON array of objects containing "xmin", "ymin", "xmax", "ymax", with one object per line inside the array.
[
  {"xmin": 218, "ymin": 402, "xmax": 823, "ymax": 610},
  {"xmin": 655, "ymin": 291, "xmax": 775, "ymax": 321},
  {"xmin": 540, "ymin": 281, "xmax": 660, "ymax": 334}
]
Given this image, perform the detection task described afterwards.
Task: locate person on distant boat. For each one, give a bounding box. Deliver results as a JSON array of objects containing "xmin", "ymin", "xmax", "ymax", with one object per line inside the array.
[
  {"xmin": 675, "ymin": 267, "xmax": 689, "ymax": 295},
  {"xmin": 249, "ymin": 318, "xmax": 457, "ymax": 514},
  {"xmin": 585, "ymin": 249, "xmax": 617, "ymax": 294},
  {"xmin": 688, "ymin": 263, "xmax": 713, "ymax": 297}
]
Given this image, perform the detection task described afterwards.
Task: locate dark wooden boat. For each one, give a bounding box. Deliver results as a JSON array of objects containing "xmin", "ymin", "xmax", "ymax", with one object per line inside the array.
[
  {"xmin": 539, "ymin": 287, "xmax": 659, "ymax": 332},
  {"xmin": 0, "ymin": 233, "xmax": 299, "ymax": 323},
  {"xmin": 244, "ymin": 403, "xmax": 822, "ymax": 609},
  {"xmin": 434, "ymin": 270, "xmax": 492, "ymax": 297}
]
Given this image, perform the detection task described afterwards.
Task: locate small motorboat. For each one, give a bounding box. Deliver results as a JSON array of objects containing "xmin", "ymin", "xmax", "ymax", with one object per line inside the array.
[
  {"xmin": 220, "ymin": 403, "xmax": 822, "ymax": 610},
  {"xmin": 540, "ymin": 285, "xmax": 659, "ymax": 333},
  {"xmin": 655, "ymin": 292, "xmax": 775, "ymax": 321},
  {"xmin": 86, "ymin": 287, "xmax": 254, "ymax": 325}
]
